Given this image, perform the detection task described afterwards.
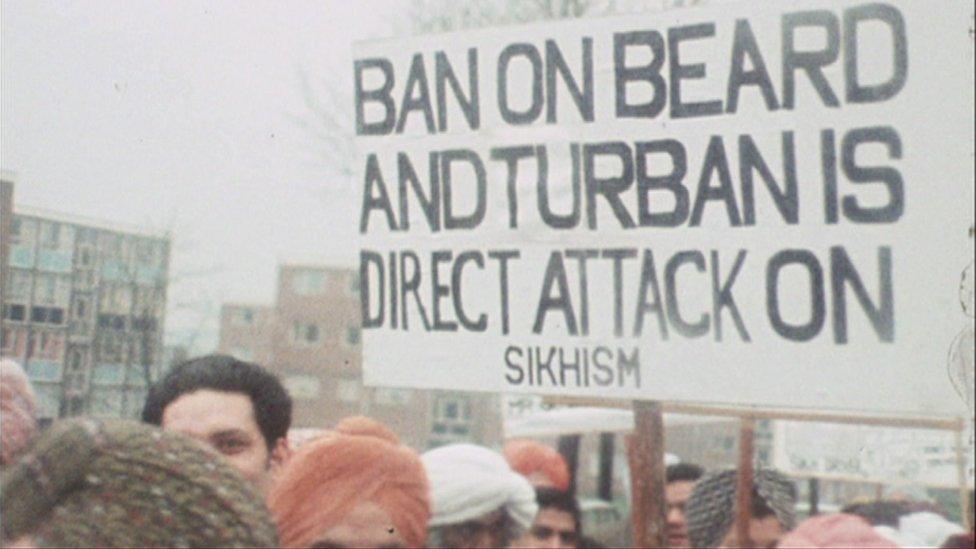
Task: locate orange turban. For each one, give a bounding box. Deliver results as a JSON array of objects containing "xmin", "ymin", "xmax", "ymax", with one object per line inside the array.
[
  {"xmin": 268, "ymin": 416, "xmax": 430, "ymax": 548},
  {"xmin": 504, "ymin": 439, "xmax": 570, "ymax": 492}
]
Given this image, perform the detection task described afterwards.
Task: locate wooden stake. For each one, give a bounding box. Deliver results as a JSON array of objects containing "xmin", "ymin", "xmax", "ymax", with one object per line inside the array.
[
  {"xmin": 955, "ymin": 427, "xmax": 972, "ymax": 530},
  {"xmin": 735, "ymin": 418, "xmax": 756, "ymax": 549},
  {"xmin": 627, "ymin": 400, "xmax": 667, "ymax": 548},
  {"xmin": 557, "ymin": 434, "xmax": 581, "ymax": 496},
  {"xmin": 808, "ymin": 478, "xmax": 820, "ymax": 516}
]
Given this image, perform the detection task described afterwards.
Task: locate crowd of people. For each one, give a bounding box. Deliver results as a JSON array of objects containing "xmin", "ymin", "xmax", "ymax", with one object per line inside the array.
[{"xmin": 1, "ymin": 354, "xmax": 973, "ymax": 548}]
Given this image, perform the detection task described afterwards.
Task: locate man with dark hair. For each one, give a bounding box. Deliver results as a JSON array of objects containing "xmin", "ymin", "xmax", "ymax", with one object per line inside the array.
[
  {"xmin": 142, "ymin": 354, "xmax": 292, "ymax": 492},
  {"xmin": 665, "ymin": 463, "xmax": 705, "ymax": 548},
  {"xmin": 511, "ymin": 487, "xmax": 581, "ymax": 549}
]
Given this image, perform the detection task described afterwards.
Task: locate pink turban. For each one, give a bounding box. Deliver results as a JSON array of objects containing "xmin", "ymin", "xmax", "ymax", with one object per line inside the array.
[
  {"xmin": 1, "ymin": 359, "xmax": 37, "ymax": 467},
  {"xmin": 778, "ymin": 514, "xmax": 899, "ymax": 548}
]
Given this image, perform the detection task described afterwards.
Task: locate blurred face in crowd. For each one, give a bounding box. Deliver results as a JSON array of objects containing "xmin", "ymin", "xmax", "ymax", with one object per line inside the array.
[
  {"xmin": 4, "ymin": 536, "xmax": 36, "ymax": 548},
  {"xmin": 438, "ymin": 509, "xmax": 509, "ymax": 549},
  {"xmin": 665, "ymin": 480, "xmax": 696, "ymax": 548},
  {"xmin": 161, "ymin": 389, "xmax": 286, "ymax": 491},
  {"xmin": 306, "ymin": 501, "xmax": 406, "ymax": 549},
  {"xmin": 511, "ymin": 508, "xmax": 579, "ymax": 549},
  {"xmin": 717, "ymin": 515, "xmax": 783, "ymax": 549}
]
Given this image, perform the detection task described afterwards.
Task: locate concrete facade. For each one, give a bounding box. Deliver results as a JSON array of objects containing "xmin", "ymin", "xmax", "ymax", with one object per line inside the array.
[
  {"xmin": 1, "ymin": 204, "xmax": 170, "ymax": 424},
  {"xmin": 0, "ymin": 177, "xmax": 12, "ymax": 311},
  {"xmin": 218, "ymin": 263, "xmax": 503, "ymax": 451}
]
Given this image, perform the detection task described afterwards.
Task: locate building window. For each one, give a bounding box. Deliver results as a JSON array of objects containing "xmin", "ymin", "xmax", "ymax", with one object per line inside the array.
[
  {"xmin": 5, "ymin": 270, "xmax": 30, "ymax": 301},
  {"xmin": 443, "ymin": 401, "xmax": 459, "ymax": 420},
  {"xmin": 41, "ymin": 222, "xmax": 60, "ymax": 248},
  {"xmin": 2, "ymin": 304, "xmax": 26, "ymax": 322},
  {"xmin": 32, "ymin": 332, "xmax": 62, "ymax": 360},
  {"xmin": 134, "ymin": 241, "xmax": 153, "ymax": 265},
  {"xmin": 66, "ymin": 395, "xmax": 85, "ymax": 416},
  {"xmin": 233, "ymin": 308, "xmax": 255, "ymax": 326},
  {"xmin": 24, "ymin": 360, "xmax": 62, "ymax": 382},
  {"xmin": 68, "ymin": 349, "xmax": 85, "ymax": 371},
  {"xmin": 97, "ymin": 332, "xmax": 125, "ymax": 363},
  {"xmin": 34, "ymin": 274, "xmax": 70, "ymax": 306},
  {"xmin": 124, "ymin": 388, "xmax": 148, "ymax": 418},
  {"xmin": 98, "ymin": 314, "xmax": 126, "ymax": 330},
  {"xmin": 126, "ymin": 362, "xmax": 150, "ymax": 386},
  {"xmin": 38, "ymin": 274, "xmax": 56, "ymax": 303},
  {"xmin": 79, "ymin": 247, "xmax": 93, "ymax": 267},
  {"xmin": 337, "ymin": 378, "xmax": 360, "ymax": 403},
  {"xmin": 92, "ymin": 363, "xmax": 125, "ymax": 385},
  {"xmin": 374, "ymin": 388, "xmax": 411, "ymax": 406},
  {"xmin": 131, "ymin": 317, "xmax": 157, "ymax": 332},
  {"xmin": 30, "ymin": 306, "xmax": 65, "ymax": 325},
  {"xmin": 283, "ymin": 375, "xmax": 321, "ymax": 400},
  {"xmin": 90, "ymin": 387, "xmax": 123, "ymax": 417},
  {"xmin": 74, "ymin": 298, "xmax": 88, "ymax": 319},
  {"xmin": 434, "ymin": 395, "xmax": 472, "ymax": 421},
  {"xmin": 346, "ymin": 327, "xmax": 361, "ymax": 346},
  {"xmin": 76, "ymin": 227, "xmax": 96, "ymax": 244},
  {"xmin": 293, "ymin": 270, "xmax": 327, "ymax": 295},
  {"xmin": 292, "ymin": 322, "xmax": 320, "ymax": 345},
  {"xmin": 431, "ymin": 395, "xmax": 473, "ymax": 444}
]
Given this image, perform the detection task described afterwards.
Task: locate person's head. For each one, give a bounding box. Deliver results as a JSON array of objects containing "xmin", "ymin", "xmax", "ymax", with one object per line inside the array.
[
  {"xmin": 504, "ymin": 439, "xmax": 571, "ymax": 492},
  {"xmin": 686, "ymin": 468, "xmax": 796, "ymax": 549},
  {"xmin": 841, "ymin": 500, "xmax": 911, "ymax": 527},
  {"xmin": 0, "ymin": 418, "xmax": 278, "ymax": 547},
  {"xmin": 141, "ymin": 354, "xmax": 292, "ymax": 490},
  {"xmin": 511, "ymin": 487, "xmax": 581, "ymax": 549},
  {"xmin": 0, "ymin": 359, "xmax": 37, "ymax": 468},
  {"xmin": 422, "ymin": 443, "xmax": 539, "ymax": 549},
  {"xmin": 268, "ymin": 416, "xmax": 429, "ymax": 549},
  {"xmin": 664, "ymin": 463, "xmax": 704, "ymax": 548},
  {"xmin": 940, "ymin": 532, "xmax": 976, "ymax": 549}
]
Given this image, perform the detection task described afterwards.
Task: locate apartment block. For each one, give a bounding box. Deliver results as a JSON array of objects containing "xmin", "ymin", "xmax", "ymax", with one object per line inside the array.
[
  {"xmin": 1, "ymin": 204, "xmax": 170, "ymax": 424},
  {"xmin": 0, "ymin": 176, "xmax": 12, "ymax": 305},
  {"xmin": 218, "ymin": 264, "xmax": 503, "ymax": 451}
]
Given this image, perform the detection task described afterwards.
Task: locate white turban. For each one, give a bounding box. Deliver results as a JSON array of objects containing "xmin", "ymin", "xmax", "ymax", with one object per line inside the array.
[
  {"xmin": 875, "ymin": 511, "xmax": 965, "ymax": 547},
  {"xmin": 422, "ymin": 443, "xmax": 539, "ymax": 532}
]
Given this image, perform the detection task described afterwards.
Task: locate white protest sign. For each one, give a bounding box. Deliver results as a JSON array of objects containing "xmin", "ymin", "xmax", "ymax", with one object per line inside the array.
[
  {"xmin": 772, "ymin": 422, "xmax": 976, "ymax": 489},
  {"xmin": 353, "ymin": 0, "xmax": 975, "ymax": 417}
]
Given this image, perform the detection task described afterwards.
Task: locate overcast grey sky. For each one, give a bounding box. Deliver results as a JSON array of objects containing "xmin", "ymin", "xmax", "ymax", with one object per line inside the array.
[{"xmin": 2, "ymin": 1, "xmax": 399, "ymax": 350}]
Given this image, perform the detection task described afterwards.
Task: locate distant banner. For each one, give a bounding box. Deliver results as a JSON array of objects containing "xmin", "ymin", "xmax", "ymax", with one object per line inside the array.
[
  {"xmin": 773, "ymin": 422, "xmax": 976, "ymax": 489},
  {"xmin": 353, "ymin": 0, "xmax": 975, "ymax": 417}
]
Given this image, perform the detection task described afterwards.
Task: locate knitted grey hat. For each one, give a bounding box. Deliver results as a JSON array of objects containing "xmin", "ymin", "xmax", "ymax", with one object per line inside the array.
[
  {"xmin": 1, "ymin": 418, "xmax": 279, "ymax": 548},
  {"xmin": 685, "ymin": 468, "xmax": 797, "ymax": 548}
]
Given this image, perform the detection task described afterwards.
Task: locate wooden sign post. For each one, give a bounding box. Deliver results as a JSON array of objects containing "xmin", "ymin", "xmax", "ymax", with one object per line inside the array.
[
  {"xmin": 734, "ymin": 418, "xmax": 756, "ymax": 549},
  {"xmin": 627, "ymin": 400, "xmax": 667, "ymax": 548},
  {"xmin": 550, "ymin": 395, "xmax": 973, "ymax": 539}
]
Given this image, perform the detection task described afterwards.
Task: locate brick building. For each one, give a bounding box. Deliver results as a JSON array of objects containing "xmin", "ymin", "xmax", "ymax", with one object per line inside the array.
[
  {"xmin": 218, "ymin": 263, "xmax": 503, "ymax": 450},
  {"xmin": 1, "ymin": 204, "xmax": 170, "ymax": 424}
]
